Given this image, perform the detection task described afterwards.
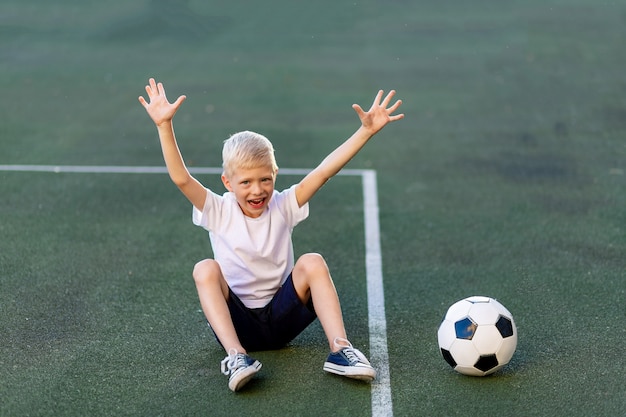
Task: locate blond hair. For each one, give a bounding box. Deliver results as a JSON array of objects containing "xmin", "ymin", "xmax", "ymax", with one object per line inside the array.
[{"xmin": 222, "ymin": 131, "xmax": 278, "ymax": 178}]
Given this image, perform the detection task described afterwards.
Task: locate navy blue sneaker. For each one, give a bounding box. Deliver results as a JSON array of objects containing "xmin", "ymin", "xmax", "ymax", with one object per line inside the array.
[
  {"xmin": 220, "ymin": 349, "xmax": 262, "ymax": 392},
  {"xmin": 323, "ymin": 338, "xmax": 376, "ymax": 381}
]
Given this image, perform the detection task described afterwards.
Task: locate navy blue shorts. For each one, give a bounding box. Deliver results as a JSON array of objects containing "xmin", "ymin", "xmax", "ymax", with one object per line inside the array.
[{"xmin": 216, "ymin": 273, "xmax": 317, "ymax": 352}]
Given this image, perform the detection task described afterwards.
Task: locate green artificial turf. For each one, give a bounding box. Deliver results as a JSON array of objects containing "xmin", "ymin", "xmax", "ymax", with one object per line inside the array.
[{"xmin": 1, "ymin": 0, "xmax": 624, "ymax": 416}]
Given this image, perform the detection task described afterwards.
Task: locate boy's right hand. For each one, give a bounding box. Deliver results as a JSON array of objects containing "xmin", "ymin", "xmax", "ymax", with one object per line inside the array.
[{"xmin": 138, "ymin": 78, "xmax": 186, "ymax": 127}]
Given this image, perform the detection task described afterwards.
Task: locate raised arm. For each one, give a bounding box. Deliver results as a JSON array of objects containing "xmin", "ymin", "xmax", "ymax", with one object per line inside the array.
[
  {"xmin": 295, "ymin": 89, "xmax": 404, "ymax": 206},
  {"xmin": 138, "ymin": 78, "xmax": 207, "ymax": 211}
]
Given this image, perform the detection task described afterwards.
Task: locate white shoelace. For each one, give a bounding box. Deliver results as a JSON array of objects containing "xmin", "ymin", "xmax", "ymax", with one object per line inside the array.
[
  {"xmin": 332, "ymin": 337, "xmax": 371, "ymax": 366},
  {"xmin": 343, "ymin": 348, "xmax": 360, "ymax": 364},
  {"xmin": 220, "ymin": 348, "xmax": 245, "ymax": 376}
]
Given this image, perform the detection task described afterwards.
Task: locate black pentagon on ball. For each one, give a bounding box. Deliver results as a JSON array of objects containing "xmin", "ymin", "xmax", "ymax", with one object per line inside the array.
[
  {"xmin": 454, "ymin": 317, "xmax": 477, "ymax": 340},
  {"xmin": 475, "ymin": 354, "xmax": 499, "ymax": 372},
  {"xmin": 440, "ymin": 348, "xmax": 457, "ymax": 368},
  {"xmin": 495, "ymin": 315, "xmax": 514, "ymax": 338}
]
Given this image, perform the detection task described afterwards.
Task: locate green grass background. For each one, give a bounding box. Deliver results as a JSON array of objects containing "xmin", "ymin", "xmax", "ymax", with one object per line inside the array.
[{"xmin": 1, "ymin": 0, "xmax": 624, "ymax": 416}]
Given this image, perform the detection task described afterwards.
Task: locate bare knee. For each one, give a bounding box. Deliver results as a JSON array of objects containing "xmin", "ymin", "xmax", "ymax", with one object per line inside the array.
[
  {"xmin": 293, "ymin": 253, "xmax": 330, "ymax": 279},
  {"xmin": 192, "ymin": 259, "xmax": 222, "ymax": 286},
  {"xmin": 292, "ymin": 253, "xmax": 336, "ymax": 304},
  {"xmin": 193, "ymin": 259, "xmax": 230, "ymax": 298}
]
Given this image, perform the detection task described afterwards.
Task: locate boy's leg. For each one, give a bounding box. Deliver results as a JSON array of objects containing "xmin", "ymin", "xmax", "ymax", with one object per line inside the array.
[
  {"xmin": 192, "ymin": 259, "xmax": 245, "ymax": 353},
  {"xmin": 193, "ymin": 259, "xmax": 261, "ymax": 391},
  {"xmin": 291, "ymin": 253, "xmax": 346, "ymax": 351},
  {"xmin": 291, "ymin": 253, "xmax": 376, "ymax": 381}
]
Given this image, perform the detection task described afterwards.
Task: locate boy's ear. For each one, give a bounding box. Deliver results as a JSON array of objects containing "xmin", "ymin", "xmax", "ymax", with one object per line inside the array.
[{"xmin": 221, "ymin": 174, "xmax": 233, "ymax": 192}]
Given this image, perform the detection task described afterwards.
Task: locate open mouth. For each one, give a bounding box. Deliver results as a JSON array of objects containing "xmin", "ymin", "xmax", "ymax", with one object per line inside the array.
[{"xmin": 247, "ymin": 198, "xmax": 266, "ymax": 209}]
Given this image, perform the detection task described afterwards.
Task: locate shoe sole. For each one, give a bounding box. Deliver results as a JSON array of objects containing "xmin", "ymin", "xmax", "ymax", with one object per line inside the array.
[
  {"xmin": 323, "ymin": 362, "xmax": 376, "ymax": 381},
  {"xmin": 229, "ymin": 361, "xmax": 262, "ymax": 392}
]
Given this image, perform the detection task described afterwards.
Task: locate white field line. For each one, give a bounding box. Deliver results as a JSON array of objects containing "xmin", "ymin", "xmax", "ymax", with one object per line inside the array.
[
  {"xmin": 0, "ymin": 164, "xmax": 393, "ymax": 416},
  {"xmin": 362, "ymin": 170, "xmax": 393, "ymax": 417}
]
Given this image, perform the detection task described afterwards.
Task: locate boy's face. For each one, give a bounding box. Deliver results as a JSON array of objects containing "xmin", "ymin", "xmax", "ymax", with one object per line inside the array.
[{"xmin": 221, "ymin": 166, "xmax": 277, "ymax": 218}]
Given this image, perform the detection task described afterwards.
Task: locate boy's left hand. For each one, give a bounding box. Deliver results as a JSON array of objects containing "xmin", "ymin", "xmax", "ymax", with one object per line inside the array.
[{"xmin": 352, "ymin": 90, "xmax": 404, "ymax": 134}]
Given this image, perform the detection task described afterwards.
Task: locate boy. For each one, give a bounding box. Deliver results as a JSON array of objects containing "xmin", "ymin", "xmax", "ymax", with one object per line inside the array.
[{"xmin": 138, "ymin": 78, "xmax": 403, "ymax": 392}]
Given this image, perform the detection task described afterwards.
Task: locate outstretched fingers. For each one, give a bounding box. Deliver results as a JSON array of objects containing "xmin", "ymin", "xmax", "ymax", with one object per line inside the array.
[
  {"xmin": 156, "ymin": 80, "xmax": 167, "ymax": 97},
  {"xmin": 381, "ymin": 90, "xmax": 404, "ymax": 120},
  {"xmin": 139, "ymin": 78, "xmax": 157, "ymax": 107},
  {"xmin": 145, "ymin": 78, "xmax": 156, "ymax": 96},
  {"xmin": 380, "ymin": 89, "xmax": 396, "ymax": 108},
  {"xmin": 351, "ymin": 103, "xmax": 365, "ymax": 118},
  {"xmin": 172, "ymin": 94, "xmax": 187, "ymax": 108},
  {"xmin": 370, "ymin": 89, "xmax": 403, "ymax": 117},
  {"xmin": 140, "ymin": 78, "xmax": 165, "ymax": 100},
  {"xmin": 371, "ymin": 89, "xmax": 385, "ymax": 108},
  {"xmin": 387, "ymin": 98, "xmax": 404, "ymax": 120},
  {"xmin": 138, "ymin": 78, "xmax": 187, "ymax": 125}
]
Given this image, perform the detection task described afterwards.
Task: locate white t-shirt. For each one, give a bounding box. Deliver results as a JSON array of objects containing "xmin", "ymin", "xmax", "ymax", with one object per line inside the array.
[{"xmin": 192, "ymin": 184, "xmax": 309, "ymax": 308}]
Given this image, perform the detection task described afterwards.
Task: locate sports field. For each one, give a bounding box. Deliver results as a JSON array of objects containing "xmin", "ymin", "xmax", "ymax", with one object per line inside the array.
[{"xmin": 1, "ymin": 1, "xmax": 624, "ymax": 416}]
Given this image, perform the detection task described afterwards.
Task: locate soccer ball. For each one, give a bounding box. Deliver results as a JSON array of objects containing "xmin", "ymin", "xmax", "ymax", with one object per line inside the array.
[{"xmin": 437, "ymin": 296, "xmax": 517, "ymax": 376}]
